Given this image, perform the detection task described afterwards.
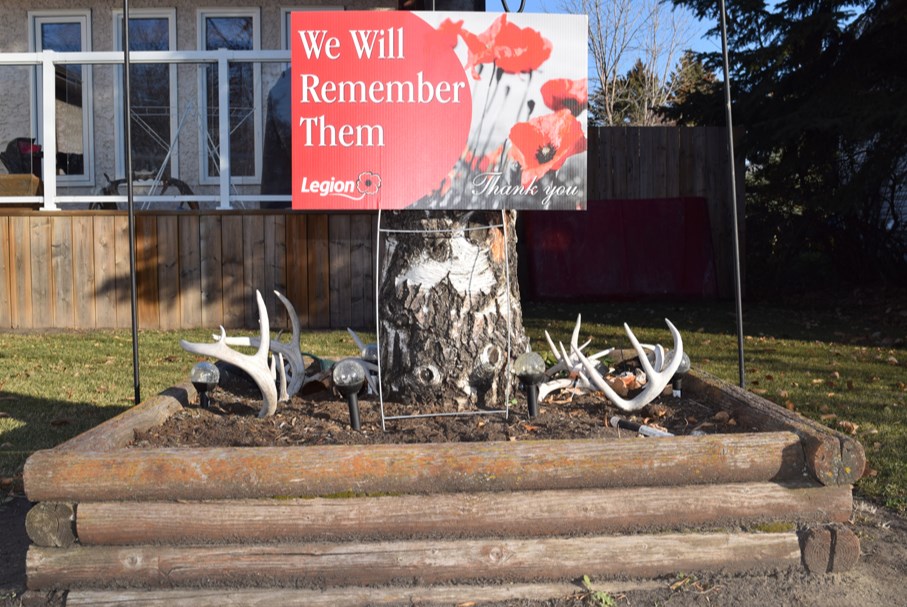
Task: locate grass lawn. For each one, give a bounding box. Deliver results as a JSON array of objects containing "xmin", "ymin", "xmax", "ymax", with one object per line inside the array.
[{"xmin": 1, "ymin": 291, "xmax": 905, "ymax": 512}]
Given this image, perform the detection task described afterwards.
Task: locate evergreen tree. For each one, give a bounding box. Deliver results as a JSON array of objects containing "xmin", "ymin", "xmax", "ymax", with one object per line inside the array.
[{"xmin": 666, "ymin": 0, "xmax": 907, "ymax": 291}]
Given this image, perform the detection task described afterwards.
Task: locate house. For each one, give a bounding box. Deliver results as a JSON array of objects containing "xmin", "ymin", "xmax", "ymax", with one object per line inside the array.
[{"xmin": 0, "ymin": 0, "xmax": 444, "ymax": 210}]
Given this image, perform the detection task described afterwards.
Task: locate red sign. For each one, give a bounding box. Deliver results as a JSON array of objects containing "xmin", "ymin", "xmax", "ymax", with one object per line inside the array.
[{"xmin": 291, "ymin": 11, "xmax": 587, "ymax": 211}]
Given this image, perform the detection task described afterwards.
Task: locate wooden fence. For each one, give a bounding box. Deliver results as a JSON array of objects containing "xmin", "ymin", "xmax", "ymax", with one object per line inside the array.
[
  {"xmin": 0, "ymin": 212, "xmax": 376, "ymax": 331},
  {"xmin": 0, "ymin": 127, "xmax": 742, "ymax": 331}
]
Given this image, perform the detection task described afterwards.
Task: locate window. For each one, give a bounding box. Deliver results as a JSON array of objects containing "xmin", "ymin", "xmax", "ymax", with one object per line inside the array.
[
  {"xmin": 281, "ymin": 6, "xmax": 343, "ymax": 51},
  {"xmin": 29, "ymin": 11, "xmax": 94, "ymax": 184},
  {"xmin": 113, "ymin": 10, "xmax": 178, "ymax": 180},
  {"xmin": 198, "ymin": 9, "xmax": 261, "ymax": 184}
]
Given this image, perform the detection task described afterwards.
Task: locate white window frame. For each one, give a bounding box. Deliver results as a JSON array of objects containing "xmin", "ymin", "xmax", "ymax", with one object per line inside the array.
[
  {"xmin": 112, "ymin": 8, "xmax": 179, "ymax": 181},
  {"xmin": 280, "ymin": 6, "xmax": 344, "ymax": 52},
  {"xmin": 29, "ymin": 10, "xmax": 95, "ymax": 186},
  {"xmin": 197, "ymin": 7, "xmax": 262, "ymax": 186}
]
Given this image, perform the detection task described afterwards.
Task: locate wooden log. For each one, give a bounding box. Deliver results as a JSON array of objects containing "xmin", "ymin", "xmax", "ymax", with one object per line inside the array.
[
  {"xmin": 800, "ymin": 524, "xmax": 861, "ymax": 573},
  {"xmin": 25, "ymin": 503, "xmax": 75, "ymax": 548},
  {"xmin": 686, "ymin": 370, "xmax": 866, "ymax": 486},
  {"xmin": 64, "ymin": 580, "xmax": 666, "ymax": 607},
  {"xmin": 76, "ymin": 481, "xmax": 852, "ymax": 546},
  {"xmin": 24, "ymin": 431, "xmax": 805, "ymax": 503},
  {"xmin": 27, "ymin": 531, "xmax": 801, "ymax": 590},
  {"xmin": 51, "ymin": 383, "xmax": 192, "ymax": 453}
]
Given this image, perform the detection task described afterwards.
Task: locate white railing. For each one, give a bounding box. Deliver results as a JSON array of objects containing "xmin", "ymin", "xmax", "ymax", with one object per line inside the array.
[{"xmin": 0, "ymin": 48, "xmax": 290, "ymax": 211}]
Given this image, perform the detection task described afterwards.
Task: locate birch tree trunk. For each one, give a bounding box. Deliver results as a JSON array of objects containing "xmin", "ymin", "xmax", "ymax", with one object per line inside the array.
[{"xmin": 378, "ymin": 210, "xmax": 527, "ymax": 410}]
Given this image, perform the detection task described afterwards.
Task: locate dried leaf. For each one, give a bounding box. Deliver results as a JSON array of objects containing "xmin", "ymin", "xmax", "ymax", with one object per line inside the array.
[
  {"xmin": 837, "ymin": 420, "xmax": 859, "ymax": 435},
  {"xmin": 521, "ymin": 423, "xmax": 539, "ymax": 432},
  {"xmin": 779, "ymin": 390, "xmax": 790, "ymax": 399},
  {"xmin": 811, "ymin": 378, "xmax": 824, "ymax": 385},
  {"xmin": 820, "ymin": 413, "xmax": 837, "ymax": 421},
  {"xmin": 752, "ymin": 388, "xmax": 768, "ymax": 395},
  {"xmin": 784, "ymin": 401, "xmax": 796, "ymax": 410},
  {"xmin": 712, "ymin": 411, "xmax": 730, "ymax": 423},
  {"xmin": 832, "ymin": 371, "xmax": 841, "ymax": 379}
]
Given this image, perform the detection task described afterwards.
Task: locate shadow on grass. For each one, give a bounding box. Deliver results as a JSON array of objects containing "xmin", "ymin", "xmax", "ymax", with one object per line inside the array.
[{"xmin": 0, "ymin": 393, "xmax": 130, "ymax": 478}]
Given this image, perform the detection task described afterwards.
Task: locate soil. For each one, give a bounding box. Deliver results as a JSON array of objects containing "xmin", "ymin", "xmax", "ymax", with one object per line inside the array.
[
  {"xmin": 4, "ymin": 378, "xmax": 907, "ymax": 606},
  {"xmin": 130, "ymin": 376, "xmax": 748, "ymax": 449}
]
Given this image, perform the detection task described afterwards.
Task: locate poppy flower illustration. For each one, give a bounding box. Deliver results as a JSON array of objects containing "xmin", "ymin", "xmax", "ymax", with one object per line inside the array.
[
  {"xmin": 437, "ymin": 18, "xmax": 464, "ymax": 48},
  {"xmin": 357, "ymin": 171, "xmax": 382, "ymax": 196},
  {"xmin": 493, "ymin": 20, "xmax": 552, "ymax": 75},
  {"xmin": 508, "ymin": 110, "xmax": 587, "ymax": 188},
  {"xmin": 463, "ymin": 144, "xmax": 504, "ymax": 173},
  {"xmin": 541, "ymin": 78, "xmax": 588, "ymax": 115},
  {"xmin": 460, "ymin": 14, "xmax": 506, "ymax": 79}
]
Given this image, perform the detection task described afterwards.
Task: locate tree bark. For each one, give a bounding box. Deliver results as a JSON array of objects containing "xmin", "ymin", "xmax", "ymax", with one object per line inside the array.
[{"xmin": 378, "ymin": 210, "xmax": 527, "ymax": 409}]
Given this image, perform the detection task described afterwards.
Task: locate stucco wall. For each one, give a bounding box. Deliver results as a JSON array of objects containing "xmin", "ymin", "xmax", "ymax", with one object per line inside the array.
[{"xmin": 0, "ymin": 0, "xmax": 395, "ymax": 202}]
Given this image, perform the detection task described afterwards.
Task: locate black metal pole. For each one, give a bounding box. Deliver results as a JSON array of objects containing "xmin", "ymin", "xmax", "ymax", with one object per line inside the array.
[
  {"xmin": 718, "ymin": 0, "xmax": 746, "ymax": 389},
  {"xmin": 123, "ymin": 0, "xmax": 141, "ymax": 404}
]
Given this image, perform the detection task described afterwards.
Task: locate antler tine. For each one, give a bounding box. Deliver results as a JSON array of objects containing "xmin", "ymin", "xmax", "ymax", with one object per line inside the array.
[
  {"xmin": 274, "ymin": 291, "xmax": 308, "ymax": 397},
  {"xmin": 277, "ymin": 352, "xmax": 289, "ymax": 402},
  {"xmin": 181, "ymin": 290, "xmax": 279, "ymax": 418},
  {"xmin": 544, "ymin": 330, "xmax": 562, "ymax": 362},
  {"xmin": 624, "ymin": 322, "xmax": 658, "ymax": 379},
  {"xmin": 347, "ymin": 328, "xmax": 367, "ymax": 351},
  {"xmin": 570, "ymin": 314, "xmax": 582, "ymax": 354}
]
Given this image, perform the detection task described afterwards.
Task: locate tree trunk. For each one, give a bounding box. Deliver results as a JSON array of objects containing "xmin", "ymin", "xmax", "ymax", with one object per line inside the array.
[{"xmin": 378, "ymin": 210, "xmax": 527, "ymax": 409}]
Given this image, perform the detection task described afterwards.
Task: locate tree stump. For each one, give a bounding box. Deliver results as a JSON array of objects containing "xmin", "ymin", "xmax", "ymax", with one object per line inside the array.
[{"xmin": 378, "ymin": 210, "xmax": 527, "ymax": 409}]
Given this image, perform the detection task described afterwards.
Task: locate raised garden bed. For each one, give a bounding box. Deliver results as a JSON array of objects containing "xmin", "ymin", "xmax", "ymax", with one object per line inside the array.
[{"xmin": 21, "ymin": 370, "xmax": 865, "ymax": 605}]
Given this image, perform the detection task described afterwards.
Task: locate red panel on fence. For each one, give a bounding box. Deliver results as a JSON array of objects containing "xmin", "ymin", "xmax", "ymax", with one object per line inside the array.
[{"xmin": 520, "ymin": 198, "xmax": 718, "ymax": 299}]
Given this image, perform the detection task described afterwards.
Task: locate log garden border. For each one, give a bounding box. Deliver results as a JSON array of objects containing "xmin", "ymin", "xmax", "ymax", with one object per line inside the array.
[{"xmin": 21, "ymin": 370, "xmax": 865, "ymax": 604}]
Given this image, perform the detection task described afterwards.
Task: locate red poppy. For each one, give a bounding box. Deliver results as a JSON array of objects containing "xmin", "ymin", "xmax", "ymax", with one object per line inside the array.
[
  {"xmin": 508, "ymin": 110, "xmax": 587, "ymax": 188},
  {"xmin": 437, "ymin": 18, "xmax": 464, "ymax": 49},
  {"xmin": 357, "ymin": 171, "xmax": 382, "ymax": 196},
  {"xmin": 460, "ymin": 14, "xmax": 506, "ymax": 79},
  {"xmin": 541, "ymin": 78, "xmax": 588, "ymax": 115},
  {"xmin": 493, "ymin": 20, "xmax": 552, "ymax": 74}
]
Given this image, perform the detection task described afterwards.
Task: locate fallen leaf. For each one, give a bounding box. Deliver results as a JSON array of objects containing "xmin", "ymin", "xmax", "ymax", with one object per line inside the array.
[
  {"xmin": 779, "ymin": 390, "xmax": 790, "ymax": 399},
  {"xmin": 837, "ymin": 420, "xmax": 859, "ymax": 435},
  {"xmin": 712, "ymin": 411, "xmax": 730, "ymax": 423},
  {"xmin": 832, "ymin": 371, "xmax": 841, "ymax": 379},
  {"xmin": 752, "ymin": 388, "xmax": 768, "ymax": 395},
  {"xmin": 521, "ymin": 424, "xmax": 539, "ymax": 432},
  {"xmin": 820, "ymin": 413, "xmax": 837, "ymax": 421},
  {"xmin": 784, "ymin": 401, "xmax": 796, "ymax": 410},
  {"xmin": 811, "ymin": 378, "xmax": 824, "ymax": 385}
]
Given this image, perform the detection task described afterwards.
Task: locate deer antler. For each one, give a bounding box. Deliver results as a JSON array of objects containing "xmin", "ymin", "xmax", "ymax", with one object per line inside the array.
[
  {"xmin": 217, "ymin": 291, "xmax": 310, "ymax": 399},
  {"xmin": 573, "ymin": 319, "xmax": 684, "ymax": 412},
  {"xmin": 181, "ymin": 290, "xmax": 279, "ymax": 418}
]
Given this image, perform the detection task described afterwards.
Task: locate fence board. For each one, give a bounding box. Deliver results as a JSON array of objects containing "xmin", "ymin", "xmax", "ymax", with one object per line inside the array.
[
  {"xmin": 0, "ymin": 218, "xmax": 10, "ymax": 328},
  {"xmin": 9, "ymin": 217, "xmax": 31, "ymax": 328},
  {"xmin": 199, "ymin": 215, "xmax": 224, "ymax": 328},
  {"xmin": 242, "ymin": 215, "xmax": 266, "ymax": 327},
  {"xmin": 112, "ymin": 216, "xmax": 131, "ymax": 329},
  {"xmin": 71, "ymin": 216, "xmax": 96, "ymax": 329},
  {"xmin": 51, "ymin": 217, "xmax": 74, "ymax": 328},
  {"xmin": 93, "ymin": 216, "xmax": 117, "ymax": 329},
  {"xmin": 221, "ymin": 216, "xmax": 244, "ymax": 329},
  {"xmin": 29, "ymin": 217, "xmax": 52, "ymax": 329},
  {"xmin": 178, "ymin": 215, "xmax": 201, "ymax": 329},
  {"xmin": 308, "ymin": 214, "xmax": 330, "ymax": 329},
  {"xmin": 264, "ymin": 214, "xmax": 288, "ymax": 328},
  {"xmin": 135, "ymin": 215, "xmax": 160, "ymax": 329},
  {"xmin": 329, "ymin": 214, "xmax": 352, "ymax": 329},
  {"xmin": 156, "ymin": 216, "xmax": 180, "ymax": 331},
  {"xmin": 350, "ymin": 214, "xmax": 373, "ymax": 329},
  {"xmin": 284, "ymin": 214, "xmax": 309, "ymax": 328}
]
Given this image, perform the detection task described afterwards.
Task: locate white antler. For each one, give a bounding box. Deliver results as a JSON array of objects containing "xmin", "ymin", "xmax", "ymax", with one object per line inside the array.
[
  {"xmin": 216, "ymin": 291, "xmax": 310, "ymax": 398},
  {"xmin": 181, "ymin": 290, "xmax": 279, "ymax": 418},
  {"xmin": 574, "ymin": 318, "xmax": 684, "ymax": 412}
]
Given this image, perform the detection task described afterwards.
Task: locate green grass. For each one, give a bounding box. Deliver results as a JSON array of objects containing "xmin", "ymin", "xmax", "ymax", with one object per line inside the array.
[
  {"xmin": 2, "ymin": 296, "xmax": 905, "ymax": 512},
  {"xmin": 0, "ymin": 327, "xmax": 363, "ymax": 478}
]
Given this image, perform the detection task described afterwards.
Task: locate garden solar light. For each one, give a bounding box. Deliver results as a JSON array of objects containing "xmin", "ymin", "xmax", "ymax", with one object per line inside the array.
[
  {"xmin": 514, "ymin": 351, "xmax": 546, "ymax": 418},
  {"xmin": 667, "ymin": 350, "xmax": 691, "ymax": 398},
  {"xmin": 333, "ymin": 358, "xmax": 366, "ymax": 430},
  {"xmin": 190, "ymin": 361, "xmax": 220, "ymax": 409}
]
